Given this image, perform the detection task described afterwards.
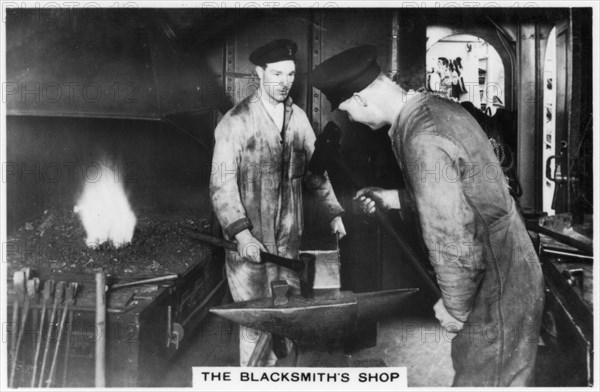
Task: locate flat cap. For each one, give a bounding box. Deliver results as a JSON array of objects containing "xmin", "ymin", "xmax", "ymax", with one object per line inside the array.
[
  {"xmin": 312, "ymin": 45, "xmax": 381, "ymax": 110},
  {"xmin": 249, "ymin": 39, "xmax": 297, "ymax": 66}
]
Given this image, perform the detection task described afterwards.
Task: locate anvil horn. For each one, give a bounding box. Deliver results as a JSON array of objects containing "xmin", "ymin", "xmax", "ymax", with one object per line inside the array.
[{"xmin": 210, "ymin": 288, "xmax": 418, "ymax": 346}]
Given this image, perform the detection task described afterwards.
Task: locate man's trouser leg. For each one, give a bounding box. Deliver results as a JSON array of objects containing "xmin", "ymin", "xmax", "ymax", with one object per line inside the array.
[{"xmin": 225, "ymin": 253, "xmax": 277, "ymax": 366}]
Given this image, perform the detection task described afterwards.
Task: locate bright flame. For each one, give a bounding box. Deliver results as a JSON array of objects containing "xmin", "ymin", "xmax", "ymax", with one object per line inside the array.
[{"xmin": 74, "ymin": 162, "xmax": 137, "ymax": 249}]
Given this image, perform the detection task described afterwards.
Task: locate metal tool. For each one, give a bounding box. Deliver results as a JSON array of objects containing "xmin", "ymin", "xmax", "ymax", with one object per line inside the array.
[
  {"xmin": 9, "ymin": 270, "xmax": 26, "ymax": 387},
  {"xmin": 525, "ymin": 220, "xmax": 593, "ymax": 255},
  {"xmin": 39, "ymin": 281, "xmax": 65, "ymax": 387},
  {"xmin": 211, "ymin": 286, "xmax": 418, "ymax": 347},
  {"xmin": 110, "ymin": 273, "xmax": 178, "ymax": 290},
  {"xmin": 166, "ymin": 305, "xmax": 184, "ymax": 350},
  {"xmin": 313, "ymin": 121, "xmax": 442, "ymax": 298},
  {"xmin": 546, "ymin": 140, "xmax": 578, "ymax": 211},
  {"xmin": 9, "ymin": 276, "xmax": 37, "ymax": 388},
  {"xmin": 96, "ymin": 271, "xmax": 107, "ymax": 388},
  {"xmin": 270, "ymin": 281, "xmax": 291, "ymax": 359},
  {"xmin": 61, "ymin": 306, "xmax": 74, "ymax": 387},
  {"xmin": 61, "ymin": 283, "xmax": 78, "ymax": 388},
  {"xmin": 10, "ymin": 272, "xmax": 25, "ymax": 353},
  {"xmin": 46, "ymin": 282, "xmax": 77, "ymax": 387},
  {"xmin": 246, "ymin": 281, "xmax": 292, "ymax": 365},
  {"xmin": 186, "ymin": 230, "xmax": 305, "ymax": 273},
  {"xmin": 32, "ymin": 280, "xmax": 54, "ymax": 387}
]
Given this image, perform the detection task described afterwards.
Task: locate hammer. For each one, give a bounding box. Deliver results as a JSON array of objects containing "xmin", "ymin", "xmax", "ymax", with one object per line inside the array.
[
  {"xmin": 186, "ymin": 231, "xmax": 306, "ymax": 273},
  {"xmin": 39, "ymin": 281, "xmax": 65, "ymax": 387},
  {"xmin": 31, "ymin": 280, "xmax": 54, "ymax": 387},
  {"xmin": 9, "ymin": 275, "xmax": 37, "ymax": 388},
  {"xmin": 46, "ymin": 282, "xmax": 77, "ymax": 387},
  {"xmin": 61, "ymin": 282, "xmax": 78, "ymax": 387},
  {"xmin": 8, "ymin": 270, "xmax": 26, "ymax": 387},
  {"xmin": 311, "ymin": 121, "xmax": 441, "ymax": 298}
]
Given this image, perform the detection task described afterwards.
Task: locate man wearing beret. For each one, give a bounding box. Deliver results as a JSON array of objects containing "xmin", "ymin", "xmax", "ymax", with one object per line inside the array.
[
  {"xmin": 210, "ymin": 39, "xmax": 346, "ymax": 366},
  {"xmin": 312, "ymin": 45, "xmax": 544, "ymax": 386}
]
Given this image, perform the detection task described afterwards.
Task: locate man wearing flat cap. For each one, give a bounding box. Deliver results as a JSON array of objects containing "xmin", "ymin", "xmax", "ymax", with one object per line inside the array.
[
  {"xmin": 210, "ymin": 39, "xmax": 346, "ymax": 366},
  {"xmin": 312, "ymin": 45, "xmax": 544, "ymax": 387}
]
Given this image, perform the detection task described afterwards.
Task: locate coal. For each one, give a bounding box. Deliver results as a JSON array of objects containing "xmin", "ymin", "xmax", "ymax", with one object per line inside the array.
[{"xmin": 7, "ymin": 207, "xmax": 213, "ymax": 277}]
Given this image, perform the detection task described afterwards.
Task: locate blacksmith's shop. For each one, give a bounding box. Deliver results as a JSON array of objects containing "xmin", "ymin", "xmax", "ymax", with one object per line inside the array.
[{"xmin": 1, "ymin": 3, "xmax": 597, "ymax": 389}]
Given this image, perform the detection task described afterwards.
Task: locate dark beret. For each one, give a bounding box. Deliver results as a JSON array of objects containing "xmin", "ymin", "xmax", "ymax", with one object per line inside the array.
[
  {"xmin": 312, "ymin": 45, "xmax": 381, "ymax": 111},
  {"xmin": 249, "ymin": 39, "xmax": 297, "ymax": 66}
]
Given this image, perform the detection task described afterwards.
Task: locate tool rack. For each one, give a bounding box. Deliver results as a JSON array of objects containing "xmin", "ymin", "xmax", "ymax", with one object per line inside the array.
[{"xmin": 6, "ymin": 252, "xmax": 226, "ymax": 388}]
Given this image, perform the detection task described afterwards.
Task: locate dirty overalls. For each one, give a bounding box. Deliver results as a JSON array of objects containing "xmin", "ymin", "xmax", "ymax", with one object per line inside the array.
[
  {"xmin": 390, "ymin": 92, "xmax": 545, "ymax": 386},
  {"xmin": 210, "ymin": 92, "xmax": 344, "ymax": 366}
]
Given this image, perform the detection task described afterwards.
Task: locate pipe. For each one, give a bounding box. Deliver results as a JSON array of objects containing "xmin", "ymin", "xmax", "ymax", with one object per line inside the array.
[{"xmin": 95, "ymin": 271, "xmax": 107, "ymax": 388}]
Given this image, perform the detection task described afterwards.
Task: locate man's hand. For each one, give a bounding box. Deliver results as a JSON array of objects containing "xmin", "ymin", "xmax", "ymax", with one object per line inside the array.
[
  {"xmin": 330, "ymin": 216, "xmax": 346, "ymax": 240},
  {"xmin": 433, "ymin": 298, "xmax": 464, "ymax": 335},
  {"xmin": 354, "ymin": 187, "xmax": 401, "ymax": 215},
  {"xmin": 234, "ymin": 229, "xmax": 267, "ymax": 263}
]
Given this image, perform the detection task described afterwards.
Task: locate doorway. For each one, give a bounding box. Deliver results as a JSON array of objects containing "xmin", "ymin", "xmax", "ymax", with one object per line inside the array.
[{"xmin": 426, "ymin": 33, "xmax": 505, "ymax": 114}]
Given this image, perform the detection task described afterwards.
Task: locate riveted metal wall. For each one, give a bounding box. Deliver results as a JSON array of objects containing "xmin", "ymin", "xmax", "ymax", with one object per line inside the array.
[{"xmin": 221, "ymin": 10, "xmax": 312, "ymax": 110}]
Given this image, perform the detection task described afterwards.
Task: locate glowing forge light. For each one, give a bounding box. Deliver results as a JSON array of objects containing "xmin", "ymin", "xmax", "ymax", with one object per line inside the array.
[{"xmin": 74, "ymin": 162, "xmax": 137, "ymax": 249}]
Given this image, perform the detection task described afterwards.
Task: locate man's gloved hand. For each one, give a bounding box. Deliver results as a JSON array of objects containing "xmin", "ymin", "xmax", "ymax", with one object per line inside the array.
[
  {"xmin": 329, "ymin": 216, "xmax": 346, "ymax": 240},
  {"xmin": 234, "ymin": 229, "xmax": 267, "ymax": 263},
  {"xmin": 433, "ymin": 298, "xmax": 464, "ymax": 336},
  {"xmin": 354, "ymin": 187, "xmax": 401, "ymax": 215}
]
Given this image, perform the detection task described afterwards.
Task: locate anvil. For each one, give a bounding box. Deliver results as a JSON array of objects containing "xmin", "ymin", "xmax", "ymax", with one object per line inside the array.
[{"xmin": 210, "ymin": 285, "xmax": 418, "ymax": 348}]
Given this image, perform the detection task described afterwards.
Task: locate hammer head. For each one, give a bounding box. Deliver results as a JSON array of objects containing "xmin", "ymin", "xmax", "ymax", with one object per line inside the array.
[{"xmin": 13, "ymin": 271, "xmax": 27, "ymax": 304}]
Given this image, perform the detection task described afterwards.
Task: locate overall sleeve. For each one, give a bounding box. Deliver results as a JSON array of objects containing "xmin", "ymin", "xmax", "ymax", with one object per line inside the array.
[
  {"xmin": 209, "ymin": 117, "xmax": 252, "ymax": 238},
  {"xmin": 405, "ymin": 133, "xmax": 484, "ymax": 322},
  {"xmin": 301, "ymin": 120, "xmax": 344, "ymax": 222}
]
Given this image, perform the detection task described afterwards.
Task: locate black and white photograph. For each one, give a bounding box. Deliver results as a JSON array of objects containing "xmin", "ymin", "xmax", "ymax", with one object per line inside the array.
[{"xmin": 1, "ymin": 1, "xmax": 597, "ymax": 389}]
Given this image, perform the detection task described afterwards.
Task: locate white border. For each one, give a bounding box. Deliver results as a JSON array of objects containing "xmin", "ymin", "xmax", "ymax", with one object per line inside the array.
[{"xmin": 1, "ymin": 1, "xmax": 598, "ymax": 391}]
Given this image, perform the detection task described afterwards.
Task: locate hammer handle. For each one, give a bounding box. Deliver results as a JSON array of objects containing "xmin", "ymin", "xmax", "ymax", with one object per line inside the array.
[
  {"xmin": 187, "ymin": 231, "xmax": 238, "ymax": 251},
  {"xmin": 331, "ymin": 155, "xmax": 442, "ymax": 298},
  {"xmin": 187, "ymin": 231, "xmax": 304, "ymax": 273}
]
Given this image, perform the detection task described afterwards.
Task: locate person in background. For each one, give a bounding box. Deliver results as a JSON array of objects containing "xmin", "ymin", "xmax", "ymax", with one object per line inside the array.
[
  {"xmin": 210, "ymin": 39, "xmax": 346, "ymax": 366},
  {"xmin": 312, "ymin": 45, "xmax": 544, "ymax": 387},
  {"xmin": 426, "ymin": 60, "xmax": 442, "ymax": 93},
  {"xmin": 437, "ymin": 57, "xmax": 453, "ymax": 97}
]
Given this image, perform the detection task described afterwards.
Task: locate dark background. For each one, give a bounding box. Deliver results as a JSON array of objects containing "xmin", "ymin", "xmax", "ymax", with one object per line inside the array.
[{"xmin": 6, "ymin": 7, "xmax": 593, "ymax": 303}]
